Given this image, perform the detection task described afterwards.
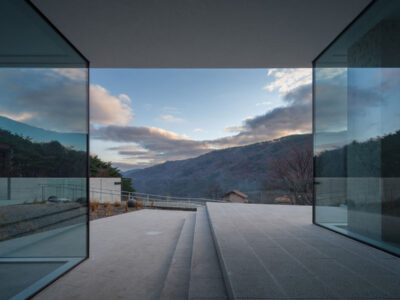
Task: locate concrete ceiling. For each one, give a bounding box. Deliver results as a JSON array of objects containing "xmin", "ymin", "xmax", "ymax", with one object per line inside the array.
[{"xmin": 32, "ymin": 0, "xmax": 372, "ymax": 68}]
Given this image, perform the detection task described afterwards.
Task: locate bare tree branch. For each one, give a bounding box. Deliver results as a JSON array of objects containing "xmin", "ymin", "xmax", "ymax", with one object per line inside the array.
[{"xmin": 270, "ymin": 143, "xmax": 313, "ymax": 205}]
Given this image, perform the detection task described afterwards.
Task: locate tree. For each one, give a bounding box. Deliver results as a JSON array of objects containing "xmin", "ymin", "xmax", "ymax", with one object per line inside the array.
[
  {"xmin": 90, "ymin": 155, "xmax": 135, "ymax": 192},
  {"xmin": 122, "ymin": 177, "xmax": 135, "ymax": 193},
  {"xmin": 271, "ymin": 143, "xmax": 313, "ymax": 205},
  {"xmin": 206, "ymin": 184, "xmax": 223, "ymax": 200},
  {"xmin": 0, "ymin": 129, "xmax": 87, "ymax": 177},
  {"xmin": 90, "ymin": 155, "xmax": 120, "ymax": 177}
]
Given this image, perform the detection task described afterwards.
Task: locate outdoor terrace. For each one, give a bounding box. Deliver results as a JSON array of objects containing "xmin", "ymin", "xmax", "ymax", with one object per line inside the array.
[{"xmin": 33, "ymin": 203, "xmax": 400, "ymax": 300}]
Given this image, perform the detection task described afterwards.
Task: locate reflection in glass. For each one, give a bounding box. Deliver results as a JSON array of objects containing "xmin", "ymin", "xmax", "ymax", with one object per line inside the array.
[
  {"xmin": 314, "ymin": 0, "xmax": 400, "ymax": 255},
  {"xmin": 0, "ymin": 1, "xmax": 89, "ymax": 299}
]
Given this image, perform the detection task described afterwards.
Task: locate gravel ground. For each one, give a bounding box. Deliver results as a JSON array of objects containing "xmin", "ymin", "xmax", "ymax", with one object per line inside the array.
[{"xmin": 0, "ymin": 203, "xmax": 87, "ymax": 241}]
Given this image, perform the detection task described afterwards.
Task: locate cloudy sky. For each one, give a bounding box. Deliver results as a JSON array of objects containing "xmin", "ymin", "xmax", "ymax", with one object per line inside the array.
[
  {"xmin": 90, "ymin": 68, "xmax": 313, "ymax": 170},
  {"xmin": 2, "ymin": 67, "xmax": 399, "ymax": 171},
  {"xmin": 0, "ymin": 68, "xmax": 88, "ymax": 133}
]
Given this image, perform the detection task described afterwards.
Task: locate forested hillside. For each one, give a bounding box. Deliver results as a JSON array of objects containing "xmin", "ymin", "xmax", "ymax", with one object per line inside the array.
[
  {"xmin": 0, "ymin": 129, "xmax": 86, "ymax": 177},
  {"xmin": 125, "ymin": 134, "xmax": 312, "ymax": 197}
]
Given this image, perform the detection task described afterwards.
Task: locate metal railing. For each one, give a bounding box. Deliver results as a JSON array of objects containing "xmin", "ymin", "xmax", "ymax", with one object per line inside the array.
[
  {"xmin": 127, "ymin": 191, "xmax": 224, "ymax": 209},
  {"xmin": 90, "ymin": 188, "xmax": 225, "ymax": 210}
]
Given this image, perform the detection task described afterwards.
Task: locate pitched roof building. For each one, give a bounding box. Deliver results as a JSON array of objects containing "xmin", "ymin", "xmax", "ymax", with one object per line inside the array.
[{"xmin": 222, "ymin": 190, "xmax": 248, "ymax": 203}]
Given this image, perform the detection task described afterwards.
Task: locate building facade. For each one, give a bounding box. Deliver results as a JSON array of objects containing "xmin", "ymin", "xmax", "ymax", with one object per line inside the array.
[
  {"xmin": 222, "ymin": 190, "xmax": 249, "ymax": 203},
  {"xmin": 90, "ymin": 177, "xmax": 122, "ymax": 204}
]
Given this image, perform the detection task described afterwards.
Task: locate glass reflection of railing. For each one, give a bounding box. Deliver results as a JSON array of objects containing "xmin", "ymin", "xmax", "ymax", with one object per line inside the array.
[
  {"xmin": 0, "ymin": 183, "xmax": 87, "ymax": 241},
  {"xmin": 0, "ymin": 204, "xmax": 86, "ymax": 241}
]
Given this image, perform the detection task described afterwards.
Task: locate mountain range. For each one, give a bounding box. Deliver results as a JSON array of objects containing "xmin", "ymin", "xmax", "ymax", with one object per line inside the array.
[{"xmin": 124, "ymin": 133, "xmax": 312, "ymax": 197}]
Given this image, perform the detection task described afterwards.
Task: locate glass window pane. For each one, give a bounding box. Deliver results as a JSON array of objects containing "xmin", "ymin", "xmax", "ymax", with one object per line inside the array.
[
  {"xmin": 0, "ymin": 1, "xmax": 89, "ymax": 298},
  {"xmin": 314, "ymin": 0, "xmax": 400, "ymax": 255}
]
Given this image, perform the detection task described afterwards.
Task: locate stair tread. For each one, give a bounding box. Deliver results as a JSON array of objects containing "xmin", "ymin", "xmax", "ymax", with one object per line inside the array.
[
  {"xmin": 189, "ymin": 207, "xmax": 227, "ymax": 299},
  {"xmin": 160, "ymin": 211, "xmax": 196, "ymax": 300}
]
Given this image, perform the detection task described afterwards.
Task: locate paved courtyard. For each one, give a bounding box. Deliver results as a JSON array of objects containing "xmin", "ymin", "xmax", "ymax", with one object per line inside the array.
[{"xmin": 34, "ymin": 204, "xmax": 400, "ymax": 300}]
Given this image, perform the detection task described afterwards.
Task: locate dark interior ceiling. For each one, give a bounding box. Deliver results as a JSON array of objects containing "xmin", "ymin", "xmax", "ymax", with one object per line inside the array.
[{"xmin": 32, "ymin": 0, "xmax": 372, "ymax": 68}]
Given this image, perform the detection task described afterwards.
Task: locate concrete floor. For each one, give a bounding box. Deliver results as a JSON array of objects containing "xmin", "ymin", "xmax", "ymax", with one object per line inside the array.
[
  {"xmin": 33, "ymin": 205, "xmax": 400, "ymax": 300},
  {"xmin": 207, "ymin": 203, "xmax": 400, "ymax": 299},
  {"xmin": 34, "ymin": 209, "xmax": 191, "ymax": 300}
]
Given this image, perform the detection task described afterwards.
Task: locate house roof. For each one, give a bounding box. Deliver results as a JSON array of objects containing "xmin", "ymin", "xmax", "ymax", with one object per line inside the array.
[
  {"xmin": 32, "ymin": 0, "xmax": 371, "ymax": 68},
  {"xmin": 224, "ymin": 190, "xmax": 248, "ymax": 199}
]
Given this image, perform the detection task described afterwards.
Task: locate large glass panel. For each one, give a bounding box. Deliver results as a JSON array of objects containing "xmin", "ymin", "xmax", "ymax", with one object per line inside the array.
[
  {"xmin": 314, "ymin": 0, "xmax": 400, "ymax": 255},
  {"xmin": 0, "ymin": 1, "xmax": 89, "ymax": 299}
]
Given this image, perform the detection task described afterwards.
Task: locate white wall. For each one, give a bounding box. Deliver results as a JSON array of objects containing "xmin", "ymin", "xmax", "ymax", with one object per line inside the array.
[{"xmin": 90, "ymin": 177, "xmax": 121, "ymax": 203}]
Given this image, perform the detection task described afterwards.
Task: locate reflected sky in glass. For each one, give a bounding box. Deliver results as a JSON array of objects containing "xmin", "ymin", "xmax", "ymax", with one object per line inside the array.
[{"xmin": 0, "ymin": 68, "xmax": 87, "ymax": 150}]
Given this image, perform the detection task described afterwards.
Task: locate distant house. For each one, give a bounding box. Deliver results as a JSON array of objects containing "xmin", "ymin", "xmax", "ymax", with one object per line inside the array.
[
  {"xmin": 274, "ymin": 195, "xmax": 292, "ymax": 205},
  {"xmin": 222, "ymin": 190, "xmax": 248, "ymax": 203}
]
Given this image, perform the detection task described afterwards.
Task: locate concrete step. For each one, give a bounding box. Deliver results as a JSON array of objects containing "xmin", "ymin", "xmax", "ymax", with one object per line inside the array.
[
  {"xmin": 159, "ymin": 211, "xmax": 196, "ymax": 300},
  {"xmin": 207, "ymin": 202, "xmax": 288, "ymax": 299},
  {"xmin": 189, "ymin": 207, "xmax": 227, "ymax": 299}
]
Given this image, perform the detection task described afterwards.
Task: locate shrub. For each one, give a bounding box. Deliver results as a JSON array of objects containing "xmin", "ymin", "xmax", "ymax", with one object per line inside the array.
[
  {"xmin": 90, "ymin": 201, "xmax": 99, "ymax": 212},
  {"xmin": 105, "ymin": 205, "xmax": 113, "ymax": 216},
  {"xmin": 114, "ymin": 201, "xmax": 121, "ymax": 207},
  {"xmin": 136, "ymin": 200, "xmax": 144, "ymax": 209}
]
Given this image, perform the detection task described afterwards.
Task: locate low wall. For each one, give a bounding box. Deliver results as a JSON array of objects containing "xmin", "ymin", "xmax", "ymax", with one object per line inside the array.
[{"xmin": 90, "ymin": 177, "xmax": 121, "ymax": 203}]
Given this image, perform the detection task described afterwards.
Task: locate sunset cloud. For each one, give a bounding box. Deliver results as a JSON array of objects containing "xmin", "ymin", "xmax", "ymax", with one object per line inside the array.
[
  {"xmin": 90, "ymin": 85, "xmax": 134, "ymax": 125},
  {"xmin": 92, "ymin": 125, "xmax": 213, "ymax": 168},
  {"xmin": 89, "ymin": 68, "xmax": 316, "ymax": 170},
  {"xmin": 265, "ymin": 68, "xmax": 311, "ymax": 94},
  {"xmin": 93, "ymin": 81, "xmax": 312, "ymax": 170},
  {"xmin": 0, "ymin": 112, "xmax": 35, "ymax": 122}
]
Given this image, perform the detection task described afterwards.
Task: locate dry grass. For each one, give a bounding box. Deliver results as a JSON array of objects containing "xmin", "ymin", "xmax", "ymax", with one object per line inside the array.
[
  {"xmin": 105, "ymin": 205, "xmax": 113, "ymax": 216},
  {"xmin": 124, "ymin": 203, "xmax": 129, "ymax": 212},
  {"xmin": 90, "ymin": 201, "xmax": 99, "ymax": 212},
  {"xmin": 150, "ymin": 200, "xmax": 155, "ymax": 208},
  {"xmin": 103, "ymin": 202, "xmax": 111, "ymax": 208},
  {"xmin": 26, "ymin": 222, "xmax": 36, "ymax": 232},
  {"xmin": 136, "ymin": 200, "xmax": 144, "ymax": 209},
  {"xmin": 114, "ymin": 201, "xmax": 121, "ymax": 207}
]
